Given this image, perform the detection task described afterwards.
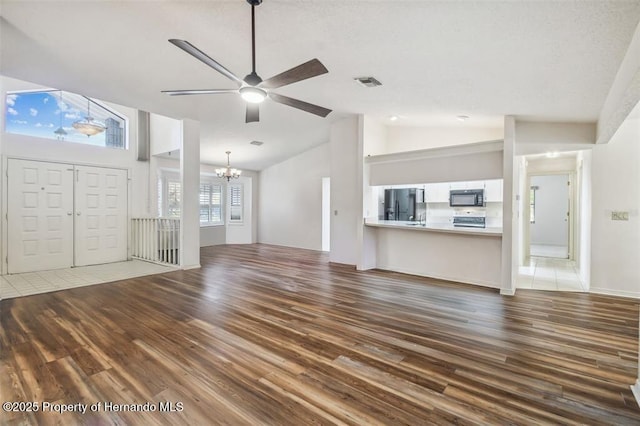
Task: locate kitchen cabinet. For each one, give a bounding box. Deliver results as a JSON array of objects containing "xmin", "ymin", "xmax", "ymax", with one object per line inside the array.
[
  {"xmin": 425, "ymin": 182, "xmax": 450, "ymax": 203},
  {"xmin": 449, "ymin": 181, "xmax": 467, "ymax": 190},
  {"xmin": 484, "ymin": 179, "xmax": 503, "ymax": 202}
]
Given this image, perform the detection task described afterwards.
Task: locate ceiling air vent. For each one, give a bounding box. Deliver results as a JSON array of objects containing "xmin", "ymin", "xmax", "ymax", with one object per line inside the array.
[
  {"xmin": 250, "ymin": 140, "xmax": 264, "ymax": 146},
  {"xmin": 354, "ymin": 76, "xmax": 382, "ymax": 87}
]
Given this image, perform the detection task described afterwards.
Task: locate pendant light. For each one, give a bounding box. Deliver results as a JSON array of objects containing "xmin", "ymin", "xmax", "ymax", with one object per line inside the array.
[
  {"xmin": 54, "ymin": 91, "xmax": 67, "ymax": 140},
  {"xmin": 216, "ymin": 151, "xmax": 241, "ymax": 181},
  {"xmin": 73, "ymin": 98, "xmax": 106, "ymax": 137}
]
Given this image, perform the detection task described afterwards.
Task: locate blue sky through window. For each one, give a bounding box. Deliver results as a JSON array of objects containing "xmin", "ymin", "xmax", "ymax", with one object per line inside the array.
[{"xmin": 5, "ymin": 90, "xmax": 126, "ymax": 148}]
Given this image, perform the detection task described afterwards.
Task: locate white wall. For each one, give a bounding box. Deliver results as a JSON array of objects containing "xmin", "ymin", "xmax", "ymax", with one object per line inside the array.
[
  {"xmin": 363, "ymin": 117, "xmax": 388, "ymax": 157},
  {"xmin": 516, "ymin": 157, "xmax": 527, "ymax": 266},
  {"xmin": 515, "ymin": 122, "xmax": 596, "ymax": 151},
  {"xmin": 179, "ymin": 119, "xmax": 200, "ymax": 269},
  {"xmin": 590, "ymin": 114, "xmax": 640, "ymax": 298},
  {"xmin": 151, "ymin": 156, "xmax": 259, "ymax": 247},
  {"xmin": 1, "ymin": 77, "xmax": 149, "ymax": 216},
  {"xmin": 386, "ymin": 125, "xmax": 503, "ymax": 154},
  {"xmin": 597, "ymin": 19, "xmax": 640, "ymax": 145},
  {"xmin": 576, "ymin": 150, "xmax": 592, "ymax": 288},
  {"xmin": 0, "ymin": 76, "xmax": 151, "ymax": 273},
  {"xmin": 501, "ymin": 116, "xmax": 517, "ymax": 295},
  {"xmin": 258, "ymin": 143, "xmax": 330, "ymax": 250},
  {"xmin": 202, "ymin": 163, "xmax": 258, "ymax": 246},
  {"xmin": 360, "ymin": 116, "xmax": 386, "ymax": 270},
  {"xmin": 200, "ymin": 226, "xmax": 226, "ymax": 247},
  {"xmin": 374, "ymin": 228, "xmax": 502, "ymax": 288},
  {"xmin": 226, "ymin": 176, "xmax": 254, "ymax": 245},
  {"xmin": 527, "ymin": 156, "xmax": 578, "ymax": 174},
  {"xmin": 150, "ymin": 114, "xmax": 181, "ymax": 156},
  {"xmin": 530, "ymin": 174, "xmax": 569, "ymax": 246},
  {"xmin": 322, "ymin": 177, "xmax": 330, "ymax": 252},
  {"xmin": 368, "ymin": 142, "xmax": 504, "ymax": 186},
  {"xmin": 330, "ymin": 117, "xmax": 360, "ymax": 265},
  {"xmin": 362, "ymin": 117, "xmax": 387, "ymax": 217}
]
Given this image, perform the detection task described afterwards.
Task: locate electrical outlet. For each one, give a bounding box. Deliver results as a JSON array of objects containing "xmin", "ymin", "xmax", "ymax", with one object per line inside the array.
[{"xmin": 611, "ymin": 211, "xmax": 629, "ymax": 221}]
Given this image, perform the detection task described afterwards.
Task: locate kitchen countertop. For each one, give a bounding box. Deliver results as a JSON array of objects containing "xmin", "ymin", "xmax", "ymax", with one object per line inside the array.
[{"xmin": 364, "ymin": 219, "xmax": 502, "ymax": 237}]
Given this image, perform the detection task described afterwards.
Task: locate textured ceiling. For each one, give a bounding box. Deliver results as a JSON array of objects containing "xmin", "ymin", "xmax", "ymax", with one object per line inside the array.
[{"xmin": 1, "ymin": 0, "xmax": 639, "ymax": 170}]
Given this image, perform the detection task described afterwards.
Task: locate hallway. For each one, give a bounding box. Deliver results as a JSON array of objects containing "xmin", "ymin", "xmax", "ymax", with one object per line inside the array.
[{"xmin": 517, "ymin": 256, "xmax": 584, "ymax": 292}]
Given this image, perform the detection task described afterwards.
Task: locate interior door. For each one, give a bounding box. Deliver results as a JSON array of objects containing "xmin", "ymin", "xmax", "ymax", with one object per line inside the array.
[
  {"xmin": 74, "ymin": 165, "xmax": 128, "ymax": 266},
  {"xmin": 529, "ymin": 174, "xmax": 569, "ymax": 258},
  {"xmin": 7, "ymin": 159, "xmax": 74, "ymax": 273}
]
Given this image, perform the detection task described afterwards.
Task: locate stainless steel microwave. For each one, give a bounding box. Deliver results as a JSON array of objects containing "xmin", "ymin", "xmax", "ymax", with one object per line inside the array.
[{"xmin": 449, "ymin": 189, "xmax": 484, "ymax": 207}]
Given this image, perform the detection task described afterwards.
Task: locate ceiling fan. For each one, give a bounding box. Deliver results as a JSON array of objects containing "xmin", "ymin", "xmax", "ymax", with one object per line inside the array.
[{"xmin": 162, "ymin": 0, "xmax": 331, "ymax": 123}]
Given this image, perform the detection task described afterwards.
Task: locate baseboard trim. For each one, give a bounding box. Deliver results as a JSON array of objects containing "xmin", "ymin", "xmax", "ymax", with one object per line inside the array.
[
  {"xmin": 632, "ymin": 380, "xmax": 640, "ymax": 407},
  {"xmin": 589, "ymin": 287, "xmax": 640, "ymax": 299},
  {"xmin": 375, "ymin": 265, "xmax": 500, "ymax": 290},
  {"xmin": 180, "ymin": 264, "xmax": 201, "ymax": 270},
  {"xmin": 500, "ymin": 288, "xmax": 516, "ymax": 296},
  {"xmin": 328, "ymin": 261, "xmax": 357, "ymax": 268}
]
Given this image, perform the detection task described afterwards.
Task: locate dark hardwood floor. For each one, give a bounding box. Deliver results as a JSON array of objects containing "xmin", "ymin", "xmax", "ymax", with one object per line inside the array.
[{"xmin": 1, "ymin": 244, "xmax": 638, "ymax": 425}]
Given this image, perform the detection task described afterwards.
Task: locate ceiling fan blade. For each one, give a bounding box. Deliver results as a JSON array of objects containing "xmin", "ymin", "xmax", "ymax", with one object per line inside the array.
[
  {"xmin": 161, "ymin": 89, "xmax": 237, "ymax": 96},
  {"xmin": 260, "ymin": 59, "xmax": 328, "ymax": 89},
  {"xmin": 269, "ymin": 93, "xmax": 331, "ymax": 118},
  {"xmin": 169, "ymin": 39, "xmax": 244, "ymax": 86},
  {"xmin": 246, "ymin": 103, "xmax": 259, "ymax": 123}
]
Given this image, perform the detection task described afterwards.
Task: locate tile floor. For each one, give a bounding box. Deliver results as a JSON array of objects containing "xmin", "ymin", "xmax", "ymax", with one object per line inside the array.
[
  {"xmin": 530, "ymin": 244, "xmax": 568, "ymax": 259},
  {"xmin": 0, "ymin": 260, "xmax": 176, "ymax": 300},
  {"xmin": 517, "ymin": 256, "xmax": 584, "ymax": 292}
]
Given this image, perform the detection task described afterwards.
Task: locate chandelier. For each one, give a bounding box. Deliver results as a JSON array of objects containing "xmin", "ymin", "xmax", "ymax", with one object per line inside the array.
[
  {"xmin": 73, "ymin": 99, "xmax": 106, "ymax": 137},
  {"xmin": 216, "ymin": 151, "xmax": 241, "ymax": 181}
]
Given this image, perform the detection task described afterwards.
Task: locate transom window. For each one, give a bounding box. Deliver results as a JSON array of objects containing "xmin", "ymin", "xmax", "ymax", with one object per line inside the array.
[{"xmin": 5, "ymin": 90, "xmax": 127, "ymax": 148}]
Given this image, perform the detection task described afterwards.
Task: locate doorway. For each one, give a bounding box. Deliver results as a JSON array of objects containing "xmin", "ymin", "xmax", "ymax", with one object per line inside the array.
[
  {"xmin": 529, "ymin": 174, "xmax": 570, "ymax": 259},
  {"xmin": 7, "ymin": 159, "xmax": 128, "ymax": 273}
]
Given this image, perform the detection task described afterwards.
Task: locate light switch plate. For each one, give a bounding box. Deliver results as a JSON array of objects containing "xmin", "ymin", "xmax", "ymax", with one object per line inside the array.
[{"xmin": 611, "ymin": 211, "xmax": 629, "ymax": 221}]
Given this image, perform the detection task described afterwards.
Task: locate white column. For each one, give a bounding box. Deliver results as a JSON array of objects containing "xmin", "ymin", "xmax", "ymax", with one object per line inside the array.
[
  {"xmin": 179, "ymin": 119, "xmax": 200, "ymax": 269},
  {"xmin": 329, "ymin": 116, "xmax": 360, "ymax": 265},
  {"xmin": 501, "ymin": 116, "xmax": 517, "ymax": 295}
]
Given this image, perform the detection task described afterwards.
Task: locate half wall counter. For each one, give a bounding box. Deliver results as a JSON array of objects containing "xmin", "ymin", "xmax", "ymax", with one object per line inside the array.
[{"xmin": 363, "ymin": 219, "xmax": 503, "ymax": 289}]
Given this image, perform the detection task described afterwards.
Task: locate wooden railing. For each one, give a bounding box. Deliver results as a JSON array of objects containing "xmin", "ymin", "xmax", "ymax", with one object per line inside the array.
[{"xmin": 131, "ymin": 218, "xmax": 180, "ymax": 266}]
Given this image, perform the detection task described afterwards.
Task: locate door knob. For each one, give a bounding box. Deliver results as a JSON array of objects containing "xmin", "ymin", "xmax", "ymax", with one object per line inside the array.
[
  {"xmin": 76, "ymin": 212, "xmax": 81, "ymax": 216},
  {"xmin": 67, "ymin": 212, "xmax": 73, "ymax": 216}
]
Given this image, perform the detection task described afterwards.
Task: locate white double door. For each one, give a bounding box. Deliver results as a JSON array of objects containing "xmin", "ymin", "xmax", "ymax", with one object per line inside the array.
[{"xmin": 8, "ymin": 159, "xmax": 128, "ymax": 273}]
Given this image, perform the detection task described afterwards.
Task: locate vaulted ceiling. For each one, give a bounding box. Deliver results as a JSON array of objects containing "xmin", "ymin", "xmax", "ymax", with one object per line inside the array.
[{"xmin": 2, "ymin": 0, "xmax": 639, "ymax": 170}]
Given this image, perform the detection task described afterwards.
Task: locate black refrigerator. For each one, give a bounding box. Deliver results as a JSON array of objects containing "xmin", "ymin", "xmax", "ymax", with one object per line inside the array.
[{"xmin": 384, "ymin": 188, "xmax": 418, "ymax": 221}]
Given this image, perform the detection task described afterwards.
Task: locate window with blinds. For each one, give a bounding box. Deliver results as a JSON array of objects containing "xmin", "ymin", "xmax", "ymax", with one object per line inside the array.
[
  {"xmin": 229, "ymin": 183, "xmax": 243, "ymax": 223},
  {"xmin": 158, "ymin": 171, "xmax": 224, "ymax": 226},
  {"xmin": 167, "ymin": 180, "xmax": 181, "ymax": 218},
  {"xmin": 200, "ymin": 182, "xmax": 223, "ymax": 225}
]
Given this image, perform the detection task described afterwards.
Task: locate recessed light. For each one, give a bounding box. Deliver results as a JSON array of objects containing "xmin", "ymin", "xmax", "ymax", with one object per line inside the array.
[
  {"xmin": 456, "ymin": 115, "xmax": 469, "ymax": 122},
  {"xmin": 250, "ymin": 140, "xmax": 264, "ymax": 146},
  {"xmin": 389, "ymin": 115, "xmax": 398, "ymax": 121}
]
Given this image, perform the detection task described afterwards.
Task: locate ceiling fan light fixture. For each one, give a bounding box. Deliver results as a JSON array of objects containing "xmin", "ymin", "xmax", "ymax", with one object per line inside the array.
[
  {"xmin": 239, "ymin": 86, "xmax": 267, "ymax": 103},
  {"xmin": 163, "ymin": 0, "xmax": 331, "ymax": 122}
]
